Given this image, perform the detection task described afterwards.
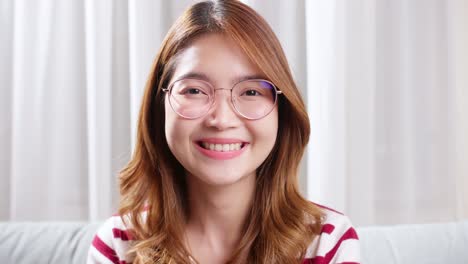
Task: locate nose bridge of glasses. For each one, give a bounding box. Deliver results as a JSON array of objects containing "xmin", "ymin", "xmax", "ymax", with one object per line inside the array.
[
  {"xmin": 208, "ymin": 87, "xmax": 239, "ymax": 118},
  {"xmin": 211, "ymin": 87, "xmax": 232, "ymax": 104},
  {"xmin": 212, "ymin": 87, "xmax": 234, "ymax": 101},
  {"xmin": 213, "ymin": 87, "xmax": 232, "ymax": 93}
]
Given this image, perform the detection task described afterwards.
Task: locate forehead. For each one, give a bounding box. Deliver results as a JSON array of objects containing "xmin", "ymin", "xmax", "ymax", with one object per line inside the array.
[{"xmin": 170, "ymin": 34, "xmax": 264, "ymax": 85}]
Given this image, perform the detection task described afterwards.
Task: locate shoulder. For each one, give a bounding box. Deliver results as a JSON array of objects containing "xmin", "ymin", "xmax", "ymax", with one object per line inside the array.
[
  {"xmin": 87, "ymin": 214, "xmax": 136, "ymax": 264},
  {"xmin": 303, "ymin": 203, "xmax": 360, "ymax": 264}
]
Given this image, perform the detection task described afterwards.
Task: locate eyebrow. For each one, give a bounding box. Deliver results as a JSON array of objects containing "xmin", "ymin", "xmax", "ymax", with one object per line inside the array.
[{"xmin": 175, "ymin": 72, "xmax": 267, "ymax": 84}]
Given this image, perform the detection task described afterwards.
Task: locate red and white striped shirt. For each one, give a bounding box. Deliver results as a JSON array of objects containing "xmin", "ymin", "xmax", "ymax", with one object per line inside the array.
[{"xmin": 87, "ymin": 205, "xmax": 360, "ymax": 264}]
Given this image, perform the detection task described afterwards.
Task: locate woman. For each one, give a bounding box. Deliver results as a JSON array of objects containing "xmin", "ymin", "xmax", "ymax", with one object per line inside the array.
[{"xmin": 87, "ymin": 1, "xmax": 360, "ymax": 263}]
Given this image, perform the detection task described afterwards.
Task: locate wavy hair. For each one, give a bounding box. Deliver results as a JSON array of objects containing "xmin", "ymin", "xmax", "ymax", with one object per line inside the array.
[{"xmin": 118, "ymin": 1, "xmax": 324, "ymax": 263}]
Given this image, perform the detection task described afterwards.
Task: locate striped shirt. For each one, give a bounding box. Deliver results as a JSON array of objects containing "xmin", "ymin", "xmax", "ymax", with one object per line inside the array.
[{"xmin": 87, "ymin": 205, "xmax": 360, "ymax": 264}]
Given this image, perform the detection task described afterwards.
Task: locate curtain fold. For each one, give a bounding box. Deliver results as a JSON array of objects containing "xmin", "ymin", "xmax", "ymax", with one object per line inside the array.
[
  {"xmin": 449, "ymin": 0, "xmax": 468, "ymax": 221},
  {"xmin": 0, "ymin": 0, "xmax": 13, "ymax": 220}
]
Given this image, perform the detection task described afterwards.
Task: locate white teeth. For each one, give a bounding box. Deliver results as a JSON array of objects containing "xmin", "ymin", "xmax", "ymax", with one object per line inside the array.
[
  {"xmin": 215, "ymin": 144, "xmax": 222, "ymax": 151},
  {"xmin": 201, "ymin": 142, "xmax": 242, "ymax": 152}
]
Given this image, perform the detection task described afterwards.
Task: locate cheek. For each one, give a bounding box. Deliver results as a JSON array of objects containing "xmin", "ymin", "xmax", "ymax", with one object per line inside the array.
[
  {"xmin": 165, "ymin": 98, "xmax": 181, "ymax": 151},
  {"xmin": 267, "ymin": 119, "xmax": 279, "ymax": 147},
  {"xmin": 253, "ymin": 110, "xmax": 279, "ymax": 150},
  {"xmin": 165, "ymin": 98, "xmax": 196, "ymax": 157}
]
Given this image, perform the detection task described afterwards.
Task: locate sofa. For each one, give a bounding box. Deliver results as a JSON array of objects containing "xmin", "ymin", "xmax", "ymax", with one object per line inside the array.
[{"xmin": 0, "ymin": 221, "xmax": 467, "ymax": 263}]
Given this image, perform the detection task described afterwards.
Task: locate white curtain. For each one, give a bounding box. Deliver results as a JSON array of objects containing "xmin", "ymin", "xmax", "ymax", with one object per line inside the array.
[
  {"xmin": 306, "ymin": 0, "xmax": 468, "ymax": 226},
  {"xmin": 1, "ymin": 0, "xmax": 467, "ymax": 225}
]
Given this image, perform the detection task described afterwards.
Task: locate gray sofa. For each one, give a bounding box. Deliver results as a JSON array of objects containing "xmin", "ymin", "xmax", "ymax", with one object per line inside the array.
[{"xmin": 1, "ymin": 221, "xmax": 467, "ymax": 263}]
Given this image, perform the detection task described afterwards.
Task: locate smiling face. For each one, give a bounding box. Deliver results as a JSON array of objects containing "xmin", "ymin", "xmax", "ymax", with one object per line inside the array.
[{"xmin": 164, "ymin": 33, "xmax": 279, "ymax": 186}]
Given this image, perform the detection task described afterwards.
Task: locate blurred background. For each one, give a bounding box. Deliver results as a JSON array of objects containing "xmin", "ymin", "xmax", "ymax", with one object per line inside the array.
[{"xmin": 0, "ymin": 0, "xmax": 467, "ymax": 227}]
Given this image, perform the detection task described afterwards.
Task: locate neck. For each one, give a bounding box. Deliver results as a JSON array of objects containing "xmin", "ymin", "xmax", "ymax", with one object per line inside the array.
[{"xmin": 185, "ymin": 173, "xmax": 256, "ymax": 253}]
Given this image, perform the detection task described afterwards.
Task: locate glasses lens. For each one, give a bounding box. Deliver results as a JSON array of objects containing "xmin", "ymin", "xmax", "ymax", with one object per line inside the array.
[
  {"xmin": 233, "ymin": 80, "xmax": 277, "ymax": 119},
  {"xmin": 169, "ymin": 79, "xmax": 212, "ymax": 118}
]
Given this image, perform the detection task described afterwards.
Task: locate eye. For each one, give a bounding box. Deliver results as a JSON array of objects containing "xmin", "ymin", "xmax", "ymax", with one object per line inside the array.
[
  {"xmin": 242, "ymin": 89, "xmax": 262, "ymax": 96},
  {"xmin": 180, "ymin": 87, "xmax": 208, "ymax": 95},
  {"xmin": 186, "ymin": 88, "xmax": 202, "ymax": 94}
]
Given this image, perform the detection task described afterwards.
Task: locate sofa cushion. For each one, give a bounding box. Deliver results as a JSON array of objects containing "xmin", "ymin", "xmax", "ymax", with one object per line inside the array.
[
  {"xmin": 1, "ymin": 221, "xmax": 468, "ymax": 263},
  {"xmin": 0, "ymin": 222, "xmax": 100, "ymax": 264},
  {"xmin": 357, "ymin": 221, "xmax": 468, "ymax": 263}
]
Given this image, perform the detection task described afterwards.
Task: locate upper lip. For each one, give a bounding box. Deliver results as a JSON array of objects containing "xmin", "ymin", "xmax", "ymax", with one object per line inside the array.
[{"xmin": 195, "ymin": 138, "xmax": 248, "ymax": 144}]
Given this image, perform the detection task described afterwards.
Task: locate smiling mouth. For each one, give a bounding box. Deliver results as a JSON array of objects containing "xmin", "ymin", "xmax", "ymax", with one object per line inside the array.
[{"xmin": 197, "ymin": 141, "xmax": 247, "ymax": 152}]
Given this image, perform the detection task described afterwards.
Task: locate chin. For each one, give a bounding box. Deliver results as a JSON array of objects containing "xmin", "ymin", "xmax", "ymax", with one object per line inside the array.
[{"xmin": 191, "ymin": 171, "xmax": 254, "ymax": 187}]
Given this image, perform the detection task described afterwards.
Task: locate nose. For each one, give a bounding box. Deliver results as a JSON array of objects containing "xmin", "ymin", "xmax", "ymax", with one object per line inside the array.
[{"xmin": 204, "ymin": 89, "xmax": 241, "ymax": 130}]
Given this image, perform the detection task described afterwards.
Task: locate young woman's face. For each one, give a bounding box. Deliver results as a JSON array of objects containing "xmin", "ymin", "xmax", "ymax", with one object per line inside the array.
[{"xmin": 164, "ymin": 33, "xmax": 278, "ymax": 186}]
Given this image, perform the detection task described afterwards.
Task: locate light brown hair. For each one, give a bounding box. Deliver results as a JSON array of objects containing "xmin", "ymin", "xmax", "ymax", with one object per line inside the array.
[{"xmin": 118, "ymin": 1, "xmax": 323, "ymax": 263}]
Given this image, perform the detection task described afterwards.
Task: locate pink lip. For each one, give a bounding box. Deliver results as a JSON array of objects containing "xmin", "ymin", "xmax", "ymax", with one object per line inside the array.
[{"xmin": 194, "ymin": 139, "xmax": 249, "ymax": 160}]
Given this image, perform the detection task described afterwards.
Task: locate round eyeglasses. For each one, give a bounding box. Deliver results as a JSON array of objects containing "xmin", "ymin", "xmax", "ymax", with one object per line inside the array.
[{"xmin": 162, "ymin": 78, "xmax": 282, "ymax": 120}]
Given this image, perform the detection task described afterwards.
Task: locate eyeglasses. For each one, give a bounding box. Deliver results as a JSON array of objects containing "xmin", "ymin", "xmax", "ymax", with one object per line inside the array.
[{"xmin": 162, "ymin": 78, "xmax": 282, "ymax": 120}]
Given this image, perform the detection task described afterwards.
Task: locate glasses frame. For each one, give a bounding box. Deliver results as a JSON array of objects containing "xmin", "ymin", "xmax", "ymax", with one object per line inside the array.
[{"xmin": 162, "ymin": 78, "xmax": 283, "ymax": 120}]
